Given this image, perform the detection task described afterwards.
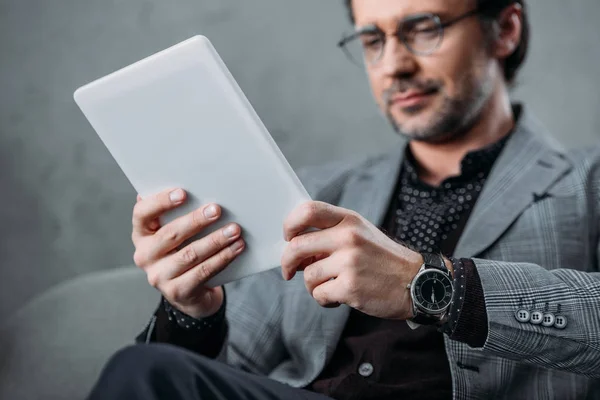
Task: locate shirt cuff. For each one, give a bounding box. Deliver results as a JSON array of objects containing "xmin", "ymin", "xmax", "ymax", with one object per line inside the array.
[
  {"xmin": 442, "ymin": 258, "xmax": 488, "ymax": 348},
  {"xmin": 147, "ymin": 291, "xmax": 228, "ymax": 358},
  {"xmin": 163, "ymin": 295, "xmax": 226, "ymax": 331}
]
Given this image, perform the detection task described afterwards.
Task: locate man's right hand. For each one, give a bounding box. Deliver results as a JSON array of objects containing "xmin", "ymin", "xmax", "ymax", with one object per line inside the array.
[{"xmin": 132, "ymin": 188, "xmax": 245, "ymax": 319}]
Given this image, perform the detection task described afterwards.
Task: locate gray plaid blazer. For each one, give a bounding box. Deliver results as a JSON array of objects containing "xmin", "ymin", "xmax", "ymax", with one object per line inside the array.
[{"xmin": 188, "ymin": 106, "xmax": 600, "ymax": 399}]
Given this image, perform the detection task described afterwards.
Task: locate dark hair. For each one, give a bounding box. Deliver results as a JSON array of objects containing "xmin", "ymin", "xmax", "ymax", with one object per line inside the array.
[{"xmin": 343, "ymin": 0, "xmax": 529, "ymax": 84}]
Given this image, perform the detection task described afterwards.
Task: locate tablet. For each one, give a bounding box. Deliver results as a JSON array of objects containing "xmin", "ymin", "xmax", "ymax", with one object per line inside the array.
[{"xmin": 74, "ymin": 35, "xmax": 311, "ymax": 287}]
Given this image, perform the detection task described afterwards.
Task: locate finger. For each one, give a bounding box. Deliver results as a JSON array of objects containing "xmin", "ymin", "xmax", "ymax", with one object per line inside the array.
[
  {"xmin": 148, "ymin": 222, "xmax": 242, "ymax": 283},
  {"xmin": 296, "ymin": 254, "xmax": 328, "ymax": 272},
  {"xmin": 303, "ymin": 259, "xmax": 341, "ymax": 297},
  {"xmin": 147, "ymin": 218, "xmax": 161, "ymax": 233},
  {"xmin": 281, "ymin": 229, "xmax": 339, "ymax": 280},
  {"xmin": 165, "ymin": 238, "xmax": 245, "ymax": 299},
  {"xmin": 144, "ymin": 204, "xmax": 223, "ymax": 259},
  {"xmin": 311, "ymin": 278, "xmax": 345, "ymax": 308},
  {"xmin": 134, "ymin": 194, "xmax": 162, "ymax": 234},
  {"xmin": 283, "ymin": 201, "xmax": 349, "ymax": 241},
  {"xmin": 132, "ymin": 188, "xmax": 187, "ymax": 237}
]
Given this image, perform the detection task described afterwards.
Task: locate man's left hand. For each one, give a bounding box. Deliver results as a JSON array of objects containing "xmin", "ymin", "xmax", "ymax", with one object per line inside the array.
[{"xmin": 281, "ymin": 201, "xmax": 424, "ymax": 320}]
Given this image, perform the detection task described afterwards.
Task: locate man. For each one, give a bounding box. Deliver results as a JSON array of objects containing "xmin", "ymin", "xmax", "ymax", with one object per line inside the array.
[{"xmin": 89, "ymin": 0, "xmax": 600, "ymax": 399}]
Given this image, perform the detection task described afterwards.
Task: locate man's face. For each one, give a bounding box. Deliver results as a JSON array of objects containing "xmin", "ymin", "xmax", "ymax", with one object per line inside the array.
[{"xmin": 351, "ymin": 0, "xmax": 498, "ymax": 143}]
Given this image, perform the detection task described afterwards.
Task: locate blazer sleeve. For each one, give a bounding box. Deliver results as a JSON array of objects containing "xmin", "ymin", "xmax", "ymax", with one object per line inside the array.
[
  {"xmin": 456, "ymin": 147, "xmax": 600, "ymax": 377},
  {"xmin": 467, "ymin": 257, "xmax": 600, "ymax": 378}
]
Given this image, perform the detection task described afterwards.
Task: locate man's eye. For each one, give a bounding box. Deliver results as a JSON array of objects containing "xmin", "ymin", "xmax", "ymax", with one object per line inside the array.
[
  {"xmin": 415, "ymin": 26, "xmax": 438, "ymax": 34},
  {"xmin": 410, "ymin": 22, "xmax": 438, "ymax": 37},
  {"xmin": 361, "ymin": 37, "xmax": 382, "ymax": 49}
]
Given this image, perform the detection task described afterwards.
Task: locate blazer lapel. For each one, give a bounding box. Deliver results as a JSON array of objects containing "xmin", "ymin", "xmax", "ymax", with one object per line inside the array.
[{"xmin": 454, "ymin": 108, "xmax": 572, "ymax": 258}]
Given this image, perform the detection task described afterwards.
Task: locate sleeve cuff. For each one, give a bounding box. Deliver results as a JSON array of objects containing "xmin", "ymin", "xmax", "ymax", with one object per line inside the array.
[
  {"xmin": 163, "ymin": 294, "xmax": 226, "ymax": 331},
  {"xmin": 137, "ymin": 290, "xmax": 228, "ymax": 358},
  {"xmin": 443, "ymin": 258, "xmax": 489, "ymax": 348}
]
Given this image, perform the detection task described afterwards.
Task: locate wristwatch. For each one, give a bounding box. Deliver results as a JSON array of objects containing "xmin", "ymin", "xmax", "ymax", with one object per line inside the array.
[{"xmin": 406, "ymin": 253, "xmax": 454, "ymax": 330}]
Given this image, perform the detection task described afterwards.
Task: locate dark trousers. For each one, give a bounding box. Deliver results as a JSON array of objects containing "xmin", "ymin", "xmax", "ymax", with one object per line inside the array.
[{"xmin": 87, "ymin": 344, "xmax": 333, "ymax": 400}]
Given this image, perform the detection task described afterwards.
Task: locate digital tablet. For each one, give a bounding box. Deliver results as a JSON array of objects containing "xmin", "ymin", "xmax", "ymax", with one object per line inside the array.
[{"xmin": 74, "ymin": 35, "xmax": 311, "ymax": 287}]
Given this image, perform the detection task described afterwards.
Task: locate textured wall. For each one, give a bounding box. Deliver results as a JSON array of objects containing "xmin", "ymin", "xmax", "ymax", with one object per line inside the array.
[{"xmin": 0, "ymin": 0, "xmax": 598, "ymax": 320}]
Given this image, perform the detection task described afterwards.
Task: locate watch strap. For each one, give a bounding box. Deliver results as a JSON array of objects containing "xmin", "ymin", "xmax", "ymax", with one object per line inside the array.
[
  {"xmin": 421, "ymin": 252, "xmax": 447, "ymax": 273},
  {"xmin": 411, "ymin": 312, "xmax": 442, "ymax": 326}
]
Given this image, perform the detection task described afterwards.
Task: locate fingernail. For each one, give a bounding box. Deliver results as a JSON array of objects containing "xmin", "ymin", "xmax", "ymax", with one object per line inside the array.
[
  {"xmin": 230, "ymin": 239, "xmax": 244, "ymax": 251},
  {"xmin": 204, "ymin": 204, "xmax": 218, "ymax": 219},
  {"xmin": 223, "ymin": 224, "xmax": 238, "ymax": 238},
  {"xmin": 169, "ymin": 189, "xmax": 184, "ymax": 203}
]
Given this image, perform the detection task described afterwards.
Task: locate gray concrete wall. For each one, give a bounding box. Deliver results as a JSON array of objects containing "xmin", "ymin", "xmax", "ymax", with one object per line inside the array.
[{"xmin": 1, "ymin": 0, "xmax": 599, "ymax": 320}]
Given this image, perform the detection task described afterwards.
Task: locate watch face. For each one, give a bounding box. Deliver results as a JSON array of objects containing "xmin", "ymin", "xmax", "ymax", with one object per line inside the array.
[{"xmin": 413, "ymin": 270, "xmax": 453, "ymax": 313}]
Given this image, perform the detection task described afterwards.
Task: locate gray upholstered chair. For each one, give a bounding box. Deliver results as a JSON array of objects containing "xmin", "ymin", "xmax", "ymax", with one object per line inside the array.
[{"xmin": 0, "ymin": 267, "xmax": 158, "ymax": 400}]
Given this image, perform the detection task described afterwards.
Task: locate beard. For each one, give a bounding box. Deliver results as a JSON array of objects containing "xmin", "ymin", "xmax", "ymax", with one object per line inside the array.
[{"xmin": 383, "ymin": 59, "xmax": 494, "ymax": 144}]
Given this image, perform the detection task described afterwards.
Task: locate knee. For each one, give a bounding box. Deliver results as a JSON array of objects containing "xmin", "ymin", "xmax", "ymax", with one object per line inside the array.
[
  {"xmin": 89, "ymin": 344, "xmax": 190, "ymax": 399},
  {"xmin": 95, "ymin": 344, "xmax": 191, "ymax": 393},
  {"xmin": 102, "ymin": 344, "xmax": 187, "ymax": 379},
  {"xmin": 90, "ymin": 344, "xmax": 228, "ymax": 399},
  {"xmin": 90, "ymin": 344, "xmax": 225, "ymax": 399}
]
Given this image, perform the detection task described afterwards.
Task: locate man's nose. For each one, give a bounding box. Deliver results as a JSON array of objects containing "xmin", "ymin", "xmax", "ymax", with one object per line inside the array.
[{"xmin": 378, "ymin": 37, "xmax": 418, "ymax": 78}]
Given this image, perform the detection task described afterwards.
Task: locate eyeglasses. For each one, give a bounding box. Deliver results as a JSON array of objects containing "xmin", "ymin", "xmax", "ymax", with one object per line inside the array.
[{"xmin": 338, "ymin": 8, "xmax": 482, "ymax": 67}]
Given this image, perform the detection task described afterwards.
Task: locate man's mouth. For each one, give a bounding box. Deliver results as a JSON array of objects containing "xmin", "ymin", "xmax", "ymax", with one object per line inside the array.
[{"xmin": 389, "ymin": 88, "xmax": 438, "ymax": 109}]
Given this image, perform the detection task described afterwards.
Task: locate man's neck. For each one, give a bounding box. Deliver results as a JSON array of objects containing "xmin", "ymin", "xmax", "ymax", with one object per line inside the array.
[{"xmin": 409, "ymin": 88, "xmax": 515, "ymax": 187}]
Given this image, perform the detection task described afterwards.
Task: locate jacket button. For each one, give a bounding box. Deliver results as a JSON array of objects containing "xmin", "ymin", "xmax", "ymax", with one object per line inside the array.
[
  {"xmin": 542, "ymin": 313, "xmax": 555, "ymax": 327},
  {"xmin": 530, "ymin": 311, "xmax": 543, "ymax": 325},
  {"xmin": 554, "ymin": 315, "xmax": 568, "ymax": 329},
  {"xmin": 358, "ymin": 362, "xmax": 374, "ymax": 377},
  {"xmin": 515, "ymin": 309, "xmax": 530, "ymax": 323}
]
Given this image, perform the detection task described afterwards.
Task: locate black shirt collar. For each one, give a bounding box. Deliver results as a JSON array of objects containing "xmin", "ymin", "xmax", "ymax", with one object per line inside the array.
[{"xmin": 402, "ymin": 128, "xmax": 512, "ymax": 189}]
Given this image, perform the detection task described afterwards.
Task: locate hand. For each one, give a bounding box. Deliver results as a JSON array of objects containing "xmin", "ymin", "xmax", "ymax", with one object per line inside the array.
[
  {"xmin": 281, "ymin": 201, "xmax": 423, "ymax": 320},
  {"xmin": 132, "ymin": 188, "xmax": 245, "ymax": 319}
]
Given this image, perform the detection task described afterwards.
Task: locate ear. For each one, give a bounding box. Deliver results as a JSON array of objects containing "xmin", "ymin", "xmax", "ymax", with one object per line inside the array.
[{"xmin": 491, "ymin": 3, "xmax": 523, "ymax": 60}]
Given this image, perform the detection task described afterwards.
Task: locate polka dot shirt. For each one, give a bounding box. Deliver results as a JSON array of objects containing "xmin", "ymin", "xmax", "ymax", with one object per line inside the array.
[{"xmin": 385, "ymin": 136, "xmax": 509, "ymax": 256}]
